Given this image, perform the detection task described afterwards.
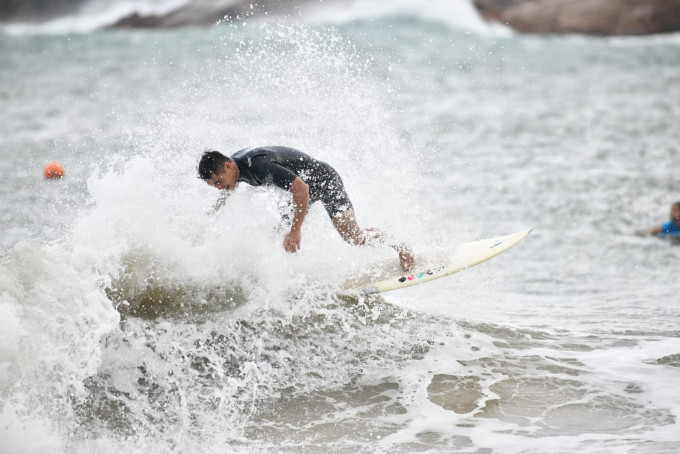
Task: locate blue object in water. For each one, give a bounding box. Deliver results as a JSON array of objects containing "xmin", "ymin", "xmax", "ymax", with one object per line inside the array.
[{"xmin": 658, "ymin": 221, "xmax": 680, "ymax": 237}]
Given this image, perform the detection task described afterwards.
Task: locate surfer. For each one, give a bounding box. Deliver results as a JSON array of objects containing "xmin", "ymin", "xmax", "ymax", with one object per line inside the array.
[
  {"xmin": 647, "ymin": 201, "xmax": 680, "ymax": 235},
  {"xmin": 198, "ymin": 146, "xmax": 416, "ymax": 271}
]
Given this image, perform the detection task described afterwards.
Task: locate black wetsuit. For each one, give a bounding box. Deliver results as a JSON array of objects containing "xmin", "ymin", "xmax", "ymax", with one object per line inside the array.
[{"xmin": 231, "ymin": 146, "xmax": 353, "ymax": 218}]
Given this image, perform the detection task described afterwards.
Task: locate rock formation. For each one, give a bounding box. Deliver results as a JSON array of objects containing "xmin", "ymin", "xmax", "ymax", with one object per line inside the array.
[
  {"xmin": 473, "ymin": 0, "xmax": 680, "ymax": 35},
  {"xmin": 110, "ymin": 0, "xmax": 311, "ymax": 28},
  {"xmin": 0, "ymin": 0, "xmax": 83, "ymax": 21},
  {"xmin": 3, "ymin": 0, "xmax": 680, "ymax": 35}
]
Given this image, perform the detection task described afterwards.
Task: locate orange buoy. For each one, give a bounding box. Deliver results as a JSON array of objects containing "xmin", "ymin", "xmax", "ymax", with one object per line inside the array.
[{"xmin": 44, "ymin": 161, "xmax": 65, "ymax": 179}]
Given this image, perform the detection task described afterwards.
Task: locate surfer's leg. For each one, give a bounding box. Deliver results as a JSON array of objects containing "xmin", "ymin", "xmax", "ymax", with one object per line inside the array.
[
  {"xmin": 316, "ymin": 166, "xmax": 415, "ymax": 271},
  {"xmin": 331, "ymin": 209, "xmax": 379, "ymax": 246},
  {"xmin": 332, "ymin": 210, "xmax": 415, "ymax": 271}
]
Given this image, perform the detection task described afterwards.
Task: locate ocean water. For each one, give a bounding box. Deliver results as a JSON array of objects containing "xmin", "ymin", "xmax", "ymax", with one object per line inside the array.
[{"xmin": 2, "ymin": 1, "xmax": 680, "ymax": 453}]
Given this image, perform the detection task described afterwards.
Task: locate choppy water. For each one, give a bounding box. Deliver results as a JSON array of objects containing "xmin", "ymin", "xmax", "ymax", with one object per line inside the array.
[{"xmin": 2, "ymin": 2, "xmax": 680, "ymax": 453}]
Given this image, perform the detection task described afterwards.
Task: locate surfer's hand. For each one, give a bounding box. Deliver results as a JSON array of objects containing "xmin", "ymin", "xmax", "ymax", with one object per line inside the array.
[
  {"xmin": 209, "ymin": 190, "xmax": 230, "ymax": 215},
  {"xmin": 283, "ymin": 230, "xmax": 301, "ymax": 252},
  {"xmin": 397, "ymin": 244, "xmax": 415, "ymax": 271}
]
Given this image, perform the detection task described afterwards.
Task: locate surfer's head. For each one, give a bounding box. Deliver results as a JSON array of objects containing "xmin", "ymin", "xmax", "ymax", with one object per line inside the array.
[
  {"xmin": 198, "ymin": 150, "xmax": 239, "ymax": 191},
  {"xmin": 671, "ymin": 201, "xmax": 680, "ymax": 227}
]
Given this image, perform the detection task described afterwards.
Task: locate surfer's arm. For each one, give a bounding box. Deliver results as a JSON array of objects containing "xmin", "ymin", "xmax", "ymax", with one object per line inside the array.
[
  {"xmin": 649, "ymin": 226, "xmax": 662, "ymax": 235},
  {"xmin": 283, "ymin": 177, "xmax": 309, "ymax": 252},
  {"xmin": 210, "ymin": 190, "xmax": 230, "ymax": 214}
]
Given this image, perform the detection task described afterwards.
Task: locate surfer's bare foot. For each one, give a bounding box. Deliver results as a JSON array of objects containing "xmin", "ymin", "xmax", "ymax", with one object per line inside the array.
[{"xmin": 397, "ymin": 245, "xmax": 415, "ymax": 271}]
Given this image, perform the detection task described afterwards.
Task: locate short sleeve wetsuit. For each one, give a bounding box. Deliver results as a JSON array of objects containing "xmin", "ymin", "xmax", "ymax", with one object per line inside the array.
[
  {"xmin": 660, "ymin": 221, "xmax": 680, "ymax": 235},
  {"xmin": 231, "ymin": 146, "xmax": 353, "ymax": 219}
]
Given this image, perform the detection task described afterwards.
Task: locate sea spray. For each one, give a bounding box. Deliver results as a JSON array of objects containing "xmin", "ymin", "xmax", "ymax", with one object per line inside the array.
[
  {"xmin": 1, "ymin": 23, "xmax": 434, "ymax": 451},
  {"xmin": 4, "ymin": 8, "xmax": 680, "ymax": 452},
  {"xmin": 0, "ymin": 238, "xmax": 120, "ymax": 451}
]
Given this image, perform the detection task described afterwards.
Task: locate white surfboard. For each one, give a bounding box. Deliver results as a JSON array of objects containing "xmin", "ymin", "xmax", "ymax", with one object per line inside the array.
[{"xmin": 342, "ymin": 229, "xmax": 532, "ymax": 296}]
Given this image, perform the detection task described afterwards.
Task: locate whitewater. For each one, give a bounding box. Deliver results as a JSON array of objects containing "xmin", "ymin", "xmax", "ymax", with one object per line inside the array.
[{"xmin": 1, "ymin": 1, "xmax": 680, "ymax": 453}]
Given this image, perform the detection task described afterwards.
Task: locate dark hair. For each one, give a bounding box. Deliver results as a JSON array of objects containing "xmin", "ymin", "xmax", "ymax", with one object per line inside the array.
[{"xmin": 198, "ymin": 150, "xmax": 231, "ymax": 180}]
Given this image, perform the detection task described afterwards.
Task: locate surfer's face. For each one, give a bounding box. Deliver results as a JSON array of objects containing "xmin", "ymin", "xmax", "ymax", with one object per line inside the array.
[
  {"xmin": 671, "ymin": 203, "xmax": 680, "ymax": 226},
  {"xmin": 206, "ymin": 162, "xmax": 238, "ymax": 191}
]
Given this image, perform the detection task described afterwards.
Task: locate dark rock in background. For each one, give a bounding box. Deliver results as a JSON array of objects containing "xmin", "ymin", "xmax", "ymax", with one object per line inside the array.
[
  {"xmin": 473, "ymin": 0, "xmax": 680, "ymax": 35},
  {"xmin": 2, "ymin": 0, "xmax": 680, "ymax": 35},
  {"xmin": 110, "ymin": 0, "xmax": 313, "ymax": 28},
  {"xmin": 0, "ymin": 0, "xmax": 85, "ymax": 21}
]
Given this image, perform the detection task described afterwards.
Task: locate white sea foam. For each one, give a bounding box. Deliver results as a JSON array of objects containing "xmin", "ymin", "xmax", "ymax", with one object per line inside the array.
[{"xmin": 2, "ymin": 15, "xmax": 680, "ymax": 454}]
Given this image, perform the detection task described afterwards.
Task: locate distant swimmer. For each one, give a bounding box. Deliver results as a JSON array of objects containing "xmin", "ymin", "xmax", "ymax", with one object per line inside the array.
[
  {"xmin": 646, "ymin": 201, "xmax": 680, "ymax": 236},
  {"xmin": 198, "ymin": 146, "xmax": 416, "ymax": 271}
]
